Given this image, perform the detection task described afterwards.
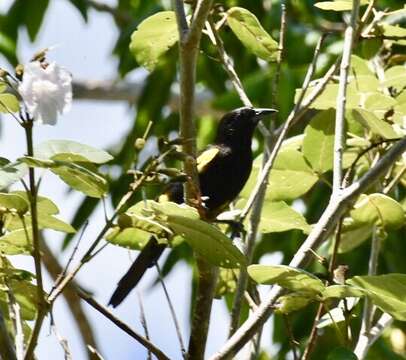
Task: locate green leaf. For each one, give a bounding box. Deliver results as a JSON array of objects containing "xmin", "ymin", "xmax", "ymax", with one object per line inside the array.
[
  {"xmin": 383, "ymin": 66, "xmax": 406, "ymax": 91},
  {"xmin": 303, "ymin": 109, "xmax": 335, "ymax": 173},
  {"xmin": 347, "ymin": 274, "xmax": 406, "ymax": 321},
  {"xmin": 12, "ymin": 192, "xmax": 59, "ymax": 215},
  {"xmin": 315, "ymin": 0, "xmax": 368, "ymax": 11},
  {"xmin": 52, "ymin": 163, "xmax": 108, "ymax": 198},
  {"xmin": 34, "ymin": 140, "xmax": 113, "ymax": 164},
  {"xmin": 277, "ymin": 293, "xmax": 315, "ymax": 314},
  {"xmin": 241, "ymin": 150, "xmax": 318, "ymax": 202},
  {"xmin": 0, "ymin": 93, "xmax": 19, "ymax": 113},
  {"xmin": 0, "ymin": 193, "xmax": 29, "ymax": 213},
  {"xmin": 117, "ymin": 212, "xmax": 172, "ymax": 236},
  {"xmin": 351, "ymin": 55, "xmax": 374, "ymax": 76},
  {"xmin": 296, "ymin": 83, "xmax": 360, "ymax": 110},
  {"xmin": 322, "ymin": 285, "xmax": 365, "ymax": 300},
  {"xmin": 379, "ymin": 23, "xmax": 406, "ymax": 39},
  {"xmin": 0, "ymin": 229, "xmax": 32, "ymax": 255},
  {"xmin": 129, "ymin": 11, "xmax": 178, "ymax": 71},
  {"xmin": 327, "ymin": 347, "xmax": 358, "ymax": 360},
  {"xmin": 168, "ymin": 216, "xmax": 245, "ymax": 268},
  {"xmin": 350, "ymin": 193, "xmax": 405, "ymax": 229},
  {"xmin": 0, "ymin": 162, "xmax": 27, "ymax": 191},
  {"xmin": 226, "ymin": 7, "xmax": 278, "ymax": 62},
  {"xmin": 337, "ymin": 219, "xmax": 372, "ymax": 253},
  {"xmin": 0, "ymin": 280, "xmax": 38, "ymax": 320},
  {"xmin": 23, "ymin": 0, "xmax": 49, "ymax": 41},
  {"xmin": 20, "ymin": 157, "xmax": 109, "ymax": 198},
  {"xmin": 106, "ymin": 227, "xmax": 151, "ymax": 250},
  {"xmin": 248, "ymin": 265, "xmax": 325, "ymax": 295},
  {"xmin": 351, "ymin": 108, "xmax": 399, "ymax": 139},
  {"xmin": 256, "ymin": 201, "xmax": 310, "ymax": 234}
]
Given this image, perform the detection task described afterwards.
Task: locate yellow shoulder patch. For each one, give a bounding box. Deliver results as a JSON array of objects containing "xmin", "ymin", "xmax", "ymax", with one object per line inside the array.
[
  {"xmin": 197, "ymin": 147, "xmax": 219, "ymax": 173},
  {"xmin": 158, "ymin": 193, "xmax": 170, "ymax": 203}
]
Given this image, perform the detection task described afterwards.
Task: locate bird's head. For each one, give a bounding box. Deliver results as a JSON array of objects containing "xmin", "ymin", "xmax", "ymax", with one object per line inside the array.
[{"xmin": 215, "ymin": 107, "xmax": 277, "ymax": 146}]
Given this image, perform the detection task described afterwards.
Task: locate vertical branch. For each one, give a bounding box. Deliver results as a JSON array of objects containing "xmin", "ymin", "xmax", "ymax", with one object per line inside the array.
[
  {"xmin": 333, "ymin": 0, "xmax": 360, "ymax": 193},
  {"xmin": 23, "ymin": 119, "xmax": 47, "ymax": 360},
  {"xmin": 172, "ymin": 1, "xmax": 215, "ymax": 359},
  {"xmin": 228, "ymin": 4, "xmax": 287, "ymax": 338}
]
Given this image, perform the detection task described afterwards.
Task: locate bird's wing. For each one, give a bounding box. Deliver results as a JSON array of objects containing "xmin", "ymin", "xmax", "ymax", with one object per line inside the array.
[{"xmin": 197, "ymin": 146, "xmax": 220, "ymax": 173}]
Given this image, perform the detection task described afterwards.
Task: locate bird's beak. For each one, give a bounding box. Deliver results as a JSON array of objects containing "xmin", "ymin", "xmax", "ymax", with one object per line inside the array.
[{"xmin": 253, "ymin": 108, "xmax": 278, "ymax": 122}]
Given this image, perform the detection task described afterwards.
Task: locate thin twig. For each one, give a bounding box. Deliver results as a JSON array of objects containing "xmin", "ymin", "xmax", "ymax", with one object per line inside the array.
[
  {"xmin": 283, "ymin": 315, "xmax": 298, "ymax": 360},
  {"xmin": 40, "ymin": 238, "xmax": 99, "ymax": 359},
  {"xmin": 51, "ymin": 316, "xmax": 73, "ymax": 360},
  {"xmin": 155, "ymin": 264, "xmax": 186, "ymax": 358},
  {"xmin": 356, "ymin": 226, "xmax": 382, "ymax": 353},
  {"xmin": 333, "ymin": 0, "xmax": 360, "ymax": 194},
  {"xmin": 78, "ymin": 289, "xmax": 171, "ymax": 360},
  {"xmin": 137, "ymin": 291, "xmax": 152, "ymax": 360},
  {"xmin": 209, "ymin": 137, "xmax": 406, "ymax": 359}
]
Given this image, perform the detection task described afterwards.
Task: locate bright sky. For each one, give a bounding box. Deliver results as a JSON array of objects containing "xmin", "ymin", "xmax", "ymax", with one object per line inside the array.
[{"xmin": 0, "ymin": 1, "xmax": 278, "ymax": 359}]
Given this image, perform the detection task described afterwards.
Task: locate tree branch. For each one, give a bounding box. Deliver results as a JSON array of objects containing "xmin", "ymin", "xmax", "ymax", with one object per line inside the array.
[
  {"xmin": 172, "ymin": 2, "xmax": 215, "ymax": 359},
  {"xmin": 209, "ymin": 136, "xmax": 406, "ymax": 359},
  {"xmin": 333, "ymin": 0, "xmax": 360, "ymax": 193},
  {"xmin": 77, "ymin": 290, "xmax": 171, "ymax": 360},
  {"xmin": 40, "ymin": 239, "xmax": 99, "ymax": 360}
]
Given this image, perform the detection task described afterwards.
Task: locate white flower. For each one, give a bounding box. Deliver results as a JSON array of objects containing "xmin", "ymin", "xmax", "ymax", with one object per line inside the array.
[{"xmin": 18, "ymin": 61, "xmax": 72, "ymax": 125}]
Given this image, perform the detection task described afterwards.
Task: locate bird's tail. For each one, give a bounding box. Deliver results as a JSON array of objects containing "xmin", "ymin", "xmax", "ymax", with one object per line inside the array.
[{"xmin": 108, "ymin": 237, "xmax": 166, "ymax": 307}]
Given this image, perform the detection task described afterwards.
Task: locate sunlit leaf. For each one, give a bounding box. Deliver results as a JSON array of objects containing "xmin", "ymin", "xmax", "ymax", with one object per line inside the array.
[
  {"xmin": 277, "ymin": 293, "xmax": 314, "ymax": 314},
  {"xmin": 35, "ymin": 140, "xmax": 113, "ymax": 164},
  {"xmin": 348, "ymin": 274, "xmax": 406, "ymax": 321},
  {"xmin": 383, "ymin": 66, "xmax": 406, "ymax": 91},
  {"xmin": 226, "ymin": 7, "xmax": 278, "ymax": 61},
  {"xmin": 350, "ymin": 193, "xmax": 405, "ymax": 229},
  {"xmin": 248, "ymin": 264, "xmax": 325, "ymax": 294},
  {"xmin": 351, "ymin": 108, "xmax": 398, "ymax": 139},
  {"xmin": 315, "ymin": 0, "xmax": 368, "ymax": 11},
  {"xmin": 129, "ymin": 11, "xmax": 178, "ymax": 71},
  {"xmin": 0, "ymin": 93, "xmax": 19, "ymax": 113},
  {"xmin": 0, "ymin": 193, "xmax": 29, "ymax": 213},
  {"xmin": 0, "ymin": 229, "xmax": 32, "ymax": 255},
  {"xmin": 256, "ymin": 201, "xmax": 310, "ymax": 234},
  {"xmin": 321, "ymin": 285, "xmax": 365, "ymax": 300},
  {"xmin": 106, "ymin": 226, "xmax": 151, "ymax": 250},
  {"xmin": 303, "ymin": 109, "xmax": 335, "ymax": 173}
]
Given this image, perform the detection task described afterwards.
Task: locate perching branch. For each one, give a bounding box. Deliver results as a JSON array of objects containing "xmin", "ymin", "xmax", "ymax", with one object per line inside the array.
[
  {"xmin": 209, "ymin": 136, "xmax": 406, "ymax": 359},
  {"xmin": 77, "ymin": 289, "xmax": 171, "ymax": 360},
  {"xmin": 172, "ymin": 1, "xmax": 216, "ymax": 360}
]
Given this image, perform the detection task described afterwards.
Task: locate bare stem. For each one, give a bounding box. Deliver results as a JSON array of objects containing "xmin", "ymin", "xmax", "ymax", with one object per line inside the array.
[
  {"xmin": 333, "ymin": 0, "xmax": 360, "ymax": 194},
  {"xmin": 23, "ymin": 119, "xmax": 47, "ymax": 360}
]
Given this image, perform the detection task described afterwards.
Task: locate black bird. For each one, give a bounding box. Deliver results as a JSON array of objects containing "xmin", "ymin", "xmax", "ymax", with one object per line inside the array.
[{"xmin": 109, "ymin": 107, "xmax": 276, "ymax": 307}]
